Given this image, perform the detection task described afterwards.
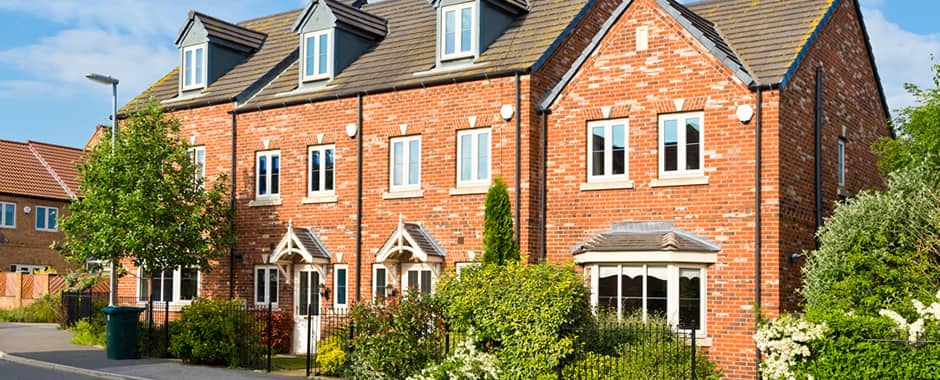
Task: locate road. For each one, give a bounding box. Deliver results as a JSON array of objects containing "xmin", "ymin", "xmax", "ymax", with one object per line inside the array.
[{"xmin": 0, "ymin": 359, "xmax": 101, "ymax": 380}]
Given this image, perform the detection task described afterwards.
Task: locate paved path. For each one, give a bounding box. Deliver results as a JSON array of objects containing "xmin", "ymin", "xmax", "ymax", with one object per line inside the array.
[
  {"xmin": 0, "ymin": 323, "xmax": 298, "ymax": 380},
  {"xmin": 0, "ymin": 359, "xmax": 102, "ymax": 380}
]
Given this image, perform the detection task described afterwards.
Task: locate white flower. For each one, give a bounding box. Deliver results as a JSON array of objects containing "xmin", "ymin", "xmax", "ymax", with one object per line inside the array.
[
  {"xmin": 908, "ymin": 319, "xmax": 925, "ymax": 344},
  {"xmin": 879, "ymin": 309, "xmax": 909, "ymax": 331}
]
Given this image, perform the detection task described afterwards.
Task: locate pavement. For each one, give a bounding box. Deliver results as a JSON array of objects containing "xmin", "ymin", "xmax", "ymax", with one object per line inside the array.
[{"xmin": 0, "ymin": 323, "xmax": 300, "ymax": 380}]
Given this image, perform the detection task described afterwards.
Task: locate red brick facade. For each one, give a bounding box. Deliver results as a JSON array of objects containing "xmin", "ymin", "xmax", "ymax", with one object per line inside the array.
[{"xmin": 115, "ymin": 0, "xmax": 889, "ymax": 378}]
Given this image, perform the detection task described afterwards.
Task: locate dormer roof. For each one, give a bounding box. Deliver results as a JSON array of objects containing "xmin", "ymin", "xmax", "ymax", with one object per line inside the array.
[
  {"xmin": 176, "ymin": 10, "xmax": 267, "ymax": 51},
  {"xmin": 293, "ymin": 0, "xmax": 388, "ymax": 39},
  {"xmin": 430, "ymin": 0, "xmax": 528, "ymax": 13}
]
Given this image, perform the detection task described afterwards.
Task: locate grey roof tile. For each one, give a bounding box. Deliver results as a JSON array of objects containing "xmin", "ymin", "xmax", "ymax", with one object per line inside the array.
[{"xmin": 572, "ymin": 221, "xmax": 720, "ymax": 254}]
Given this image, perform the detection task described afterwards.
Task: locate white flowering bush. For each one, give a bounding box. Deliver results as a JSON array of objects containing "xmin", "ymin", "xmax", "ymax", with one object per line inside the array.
[
  {"xmin": 754, "ymin": 314, "xmax": 827, "ymax": 380},
  {"xmin": 407, "ymin": 338, "xmax": 499, "ymax": 380},
  {"xmin": 879, "ymin": 290, "xmax": 940, "ymax": 344}
]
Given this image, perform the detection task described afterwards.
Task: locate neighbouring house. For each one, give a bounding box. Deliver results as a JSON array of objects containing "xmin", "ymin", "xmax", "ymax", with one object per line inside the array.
[
  {"xmin": 0, "ymin": 139, "xmax": 84, "ymax": 274},
  {"xmin": 118, "ymin": 0, "xmax": 889, "ymax": 377}
]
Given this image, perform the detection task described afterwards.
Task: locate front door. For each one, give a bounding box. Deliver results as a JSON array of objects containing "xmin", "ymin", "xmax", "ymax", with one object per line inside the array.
[{"xmin": 293, "ymin": 266, "xmax": 321, "ymax": 354}]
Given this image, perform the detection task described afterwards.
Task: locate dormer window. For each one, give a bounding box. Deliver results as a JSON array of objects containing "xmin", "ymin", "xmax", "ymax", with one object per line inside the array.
[
  {"xmin": 181, "ymin": 44, "xmax": 207, "ymax": 90},
  {"xmin": 441, "ymin": 3, "xmax": 475, "ymax": 60},
  {"xmin": 302, "ymin": 30, "xmax": 331, "ymax": 82}
]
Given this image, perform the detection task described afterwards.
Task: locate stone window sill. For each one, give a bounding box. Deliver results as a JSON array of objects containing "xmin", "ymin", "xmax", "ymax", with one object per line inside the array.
[
  {"xmin": 249, "ymin": 197, "xmax": 282, "ymax": 207},
  {"xmin": 382, "ymin": 189, "xmax": 424, "ymax": 200},
  {"xmin": 449, "ymin": 185, "xmax": 489, "ymax": 196},
  {"xmin": 580, "ymin": 180, "xmax": 635, "ymax": 191},
  {"xmin": 302, "ymin": 194, "xmax": 338, "ymax": 204},
  {"xmin": 650, "ymin": 176, "xmax": 709, "ymax": 188}
]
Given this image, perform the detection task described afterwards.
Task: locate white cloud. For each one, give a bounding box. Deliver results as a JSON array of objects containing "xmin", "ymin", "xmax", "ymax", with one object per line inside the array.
[
  {"xmin": 0, "ymin": 27, "xmax": 176, "ymax": 101},
  {"xmin": 861, "ymin": 6, "xmax": 940, "ymax": 113}
]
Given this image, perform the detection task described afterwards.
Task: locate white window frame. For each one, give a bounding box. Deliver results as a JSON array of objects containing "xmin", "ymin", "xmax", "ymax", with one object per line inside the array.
[
  {"xmin": 189, "ymin": 146, "xmax": 206, "ymax": 186},
  {"xmin": 587, "ymin": 119, "xmax": 630, "ymax": 183},
  {"xmin": 658, "ymin": 112, "xmax": 705, "ymax": 179},
  {"xmin": 456, "ymin": 128, "xmax": 491, "ymax": 187},
  {"xmin": 0, "ymin": 201, "xmax": 15, "ymax": 229},
  {"xmin": 256, "ymin": 150, "xmax": 281, "ymax": 199},
  {"xmin": 34, "ymin": 206, "xmax": 58, "ymax": 232},
  {"xmin": 137, "ymin": 267, "xmax": 201, "ymax": 304},
  {"xmin": 334, "ymin": 264, "xmax": 348, "ymax": 309},
  {"xmin": 837, "ymin": 138, "xmax": 846, "ymax": 194},
  {"xmin": 181, "ymin": 44, "xmax": 207, "ymax": 91},
  {"xmin": 373, "ymin": 264, "xmax": 388, "ymax": 300},
  {"xmin": 401, "ymin": 263, "xmax": 437, "ymax": 296},
  {"xmin": 301, "ymin": 30, "xmax": 332, "ymax": 82},
  {"xmin": 254, "ymin": 266, "xmax": 279, "ymax": 306},
  {"xmin": 440, "ymin": 3, "xmax": 476, "ymax": 61},
  {"xmin": 308, "ymin": 145, "xmax": 336, "ymax": 196},
  {"xmin": 589, "ymin": 264, "xmax": 707, "ymax": 335},
  {"xmin": 389, "ymin": 136, "xmax": 421, "ymax": 192}
]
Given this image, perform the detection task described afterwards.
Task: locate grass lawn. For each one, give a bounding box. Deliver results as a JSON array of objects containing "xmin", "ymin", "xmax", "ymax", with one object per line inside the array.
[{"xmin": 271, "ymin": 355, "xmax": 312, "ymax": 371}]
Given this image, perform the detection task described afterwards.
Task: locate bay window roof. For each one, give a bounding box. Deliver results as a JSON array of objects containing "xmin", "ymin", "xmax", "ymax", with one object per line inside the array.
[{"xmin": 572, "ymin": 221, "xmax": 720, "ymax": 255}]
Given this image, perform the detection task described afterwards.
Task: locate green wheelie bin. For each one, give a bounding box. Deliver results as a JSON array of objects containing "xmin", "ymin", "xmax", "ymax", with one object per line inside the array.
[{"xmin": 102, "ymin": 306, "xmax": 145, "ymax": 360}]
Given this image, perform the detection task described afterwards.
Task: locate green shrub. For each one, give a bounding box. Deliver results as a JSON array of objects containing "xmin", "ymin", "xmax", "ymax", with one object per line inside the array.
[
  {"xmin": 169, "ymin": 299, "xmax": 264, "ymax": 367},
  {"xmin": 0, "ymin": 293, "xmax": 61, "ymax": 323},
  {"xmin": 789, "ymin": 309, "xmax": 940, "ymax": 380},
  {"xmin": 436, "ymin": 262, "xmax": 592, "ymax": 379},
  {"xmin": 482, "ymin": 176, "xmax": 519, "ymax": 265},
  {"xmin": 315, "ymin": 339, "xmax": 346, "ymax": 376},
  {"xmin": 138, "ymin": 320, "xmax": 182, "ymax": 358},
  {"xmin": 802, "ymin": 165, "xmax": 940, "ymax": 316},
  {"xmin": 69, "ymin": 316, "xmax": 107, "ymax": 347},
  {"xmin": 341, "ymin": 292, "xmax": 446, "ymax": 379}
]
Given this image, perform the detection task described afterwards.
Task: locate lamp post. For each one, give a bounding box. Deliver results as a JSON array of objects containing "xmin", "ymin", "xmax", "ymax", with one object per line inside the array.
[{"xmin": 86, "ymin": 73, "xmax": 119, "ymax": 307}]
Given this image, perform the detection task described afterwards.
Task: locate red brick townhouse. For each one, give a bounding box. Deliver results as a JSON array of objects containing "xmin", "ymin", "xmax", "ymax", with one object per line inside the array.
[
  {"xmin": 0, "ymin": 140, "xmax": 84, "ymax": 274},
  {"xmin": 118, "ymin": 0, "xmax": 889, "ymax": 377}
]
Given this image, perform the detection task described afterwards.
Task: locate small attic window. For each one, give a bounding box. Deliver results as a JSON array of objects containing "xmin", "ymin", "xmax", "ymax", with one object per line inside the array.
[
  {"xmin": 181, "ymin": 44, "xmax": 207, "ymax": 90},
  {"xmin": 441, "ymin": 3, "xmax": 475, "ymax": 61},
  {"xmin": 302, "ymin": 30, "xmax": 331, "ymax": 82}
]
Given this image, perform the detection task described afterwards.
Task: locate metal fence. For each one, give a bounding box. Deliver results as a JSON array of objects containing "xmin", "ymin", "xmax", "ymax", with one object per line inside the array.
[{"xmin": 60, "ymin": 290, "xmax": 109, "ymax": 327}]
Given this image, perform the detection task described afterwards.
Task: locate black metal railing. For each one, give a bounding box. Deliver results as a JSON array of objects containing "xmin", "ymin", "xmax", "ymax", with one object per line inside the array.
[{"xmin": 60, "ymin": 290, "xmax": 109, "ymax": 327}]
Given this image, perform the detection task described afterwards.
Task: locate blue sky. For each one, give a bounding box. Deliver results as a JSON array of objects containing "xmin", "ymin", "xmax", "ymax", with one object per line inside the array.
[{"xmin": 0, "ymin": 0, "xmax": 937, "ymax": 148}]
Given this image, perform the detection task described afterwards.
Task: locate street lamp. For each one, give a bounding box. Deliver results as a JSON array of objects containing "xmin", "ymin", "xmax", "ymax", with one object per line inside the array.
[{"xmin": 86, "ymin": 73, "xmax": 119, "ymax": 307}]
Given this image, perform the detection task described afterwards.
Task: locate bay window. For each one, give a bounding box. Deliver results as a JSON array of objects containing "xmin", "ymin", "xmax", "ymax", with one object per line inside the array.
[
  {"xmin": 138, "ymin": 267, "xmax": 199, "ymax": 303},
  {"xmin": 593, "ymin": 264, "xmax": 705, "ymax": 332}
]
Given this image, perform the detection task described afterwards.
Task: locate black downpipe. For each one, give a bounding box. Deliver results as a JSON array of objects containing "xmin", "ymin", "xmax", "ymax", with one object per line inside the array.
[
  {"xmin": 814, "ymin": 67, "xmax": 824, "ymax": 235},
  {"xmin": 754, "ymin": 88, "xmax": 763, "ymax": 379},
  {"xmin": 229, "ymin": 108, "xmax": 237, "ymax": 299},
  {"xmin": 540, "ymin": 111, "xmax": 549, "ymax": 263},
  {"xmin": 514, "ymin": 73, "xmax": 522, "ymax": 249},
  {"xmin": 355, "ymin": 93, "xmax": 363, "ymax": 302}
]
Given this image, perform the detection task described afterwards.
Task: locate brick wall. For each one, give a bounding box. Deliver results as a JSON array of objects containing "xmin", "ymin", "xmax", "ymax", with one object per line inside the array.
[
  {"xmin": 0, "ymin": 194, "xmax": 75, "ymax": 274},
  {"xmin": 543, "ymin": 0, "xmax": 772, "ymax": 377},
  {"xmin": 777, "ymin": 0, "xmax": 891, "ymax": 312}
]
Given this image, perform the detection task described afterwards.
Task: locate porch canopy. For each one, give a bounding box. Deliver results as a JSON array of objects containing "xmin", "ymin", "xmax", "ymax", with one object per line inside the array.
[
  {"xmin": 375, "ymin": 217, "xmax": 446, "ymax": 282},
  {"xmin": 268, "ymin": 220, "xmax": 331, "ymax": 284},
  {"xmin": 571, "ymin": 221, "xmax": 720, "ymax": 263}
]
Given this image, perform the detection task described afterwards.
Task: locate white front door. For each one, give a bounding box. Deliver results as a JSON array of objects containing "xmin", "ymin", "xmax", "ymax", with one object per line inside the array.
[{"xmin": 293, "ymin": 266, "xmax": 321, "ymax": 354}]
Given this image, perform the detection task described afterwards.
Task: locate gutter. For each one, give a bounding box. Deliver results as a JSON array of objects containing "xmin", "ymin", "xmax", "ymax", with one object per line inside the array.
[
  {"xmin": 754, "ymin": 86, "xmax": 764, "ymax": 379},
  {"xmin": 539, "ymin": 110, "xmax": 549, "ymax": 262},
  {"xmin": 815, "ymin": 67, "xmax": 823, "ymax": 234}
]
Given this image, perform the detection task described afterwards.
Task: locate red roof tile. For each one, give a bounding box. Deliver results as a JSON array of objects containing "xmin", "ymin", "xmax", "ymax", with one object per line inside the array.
[{"xmin": 0, "ymin": 139, "xmax": 83, "ymax": 200}]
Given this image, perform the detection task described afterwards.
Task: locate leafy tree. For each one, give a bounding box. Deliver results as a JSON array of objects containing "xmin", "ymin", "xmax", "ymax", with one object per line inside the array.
[
  {"xmin": 873, "ymin": 63, "xmax": 940, "ymax": 175},
  {"xmin": 482, "ymin": 176, "xmax": 519, "ymax": 265},
  {"xmin": 58, "ymin": 103, "xmax": 233, "ymax": 276}
]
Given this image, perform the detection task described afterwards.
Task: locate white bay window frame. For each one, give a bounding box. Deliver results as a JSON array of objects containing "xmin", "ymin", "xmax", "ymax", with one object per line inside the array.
[
  {"xmin": 440, "ymin": 3, "xmax": 476, "ymax": 61},
  {"xmin": 588, "ymin": 263, "xmax": 707, "ymax": 335},
  {"xmin": 301, "ymin": 30, "xmax": 332, "ymax": 82},
  {"xmin": 181, "ymin": 44, "xmax": 207, "ymax": 91}
]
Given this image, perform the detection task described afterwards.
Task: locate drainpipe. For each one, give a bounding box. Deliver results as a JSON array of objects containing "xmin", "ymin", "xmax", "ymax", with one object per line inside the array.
[
  {"xmin": 514, "ymin": 73, "xmax": 521, "ymax": 250},
  {"xmin": 355, "ymin": 93, "xmax": 363, "ymax": 302},
  {"xmin": 814, "ymin": 67, "xmax": 823, "ymax": 236},
  {"xmin": 754, "ymin": 87, "xmax": 763, "ymax": 379},
  {"xmin": 540, "ymin": 110, "xmax": 549, "ymax": 263},
  {"xmin": 230, "ymin": 108, "xmax": 238, "ymax": 299}
]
